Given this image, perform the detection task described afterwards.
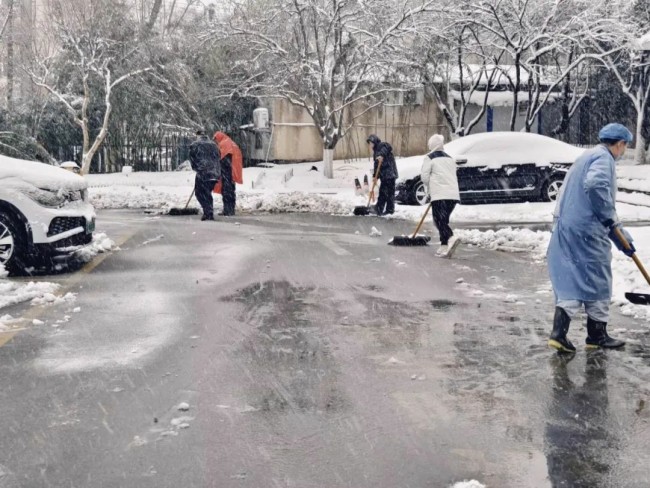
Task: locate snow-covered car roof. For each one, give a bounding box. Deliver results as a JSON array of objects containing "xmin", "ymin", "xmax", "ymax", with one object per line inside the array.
[
  {"xmin": 444, "ymin": 132, "xmax": 584, "ymax": 167},
  {"xmin": 0, "ymin": 154, "xmax": 87, "ymax": 191},
  {"xmin": 396, "ymin": 132, "xmax": 584, "ymax": 181}
]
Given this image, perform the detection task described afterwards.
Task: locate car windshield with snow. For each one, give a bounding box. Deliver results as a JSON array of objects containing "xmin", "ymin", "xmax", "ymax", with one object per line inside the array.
[
  {"xmin": 0, "ymin": 155, "xmax": 96, "ymax": 273},
  {"xmin": 396, "ymin": 132, "xmax": 585, "ymax": 206}
]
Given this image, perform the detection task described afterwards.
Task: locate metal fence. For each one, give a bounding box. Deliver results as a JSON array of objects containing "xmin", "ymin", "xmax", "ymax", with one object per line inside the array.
[
  {"xmin": 58, "ymin": 135, "xmax": 193, "ymax": 173},
  {"xmin": 57, "ymin": 133, "xmax": 253, "ymax": 173}
]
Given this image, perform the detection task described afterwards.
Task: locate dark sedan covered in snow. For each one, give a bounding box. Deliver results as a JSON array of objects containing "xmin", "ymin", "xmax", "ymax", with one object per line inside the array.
[{"xmin": 395, "ymin": 132, "xmax": 585, "ymax": 205}]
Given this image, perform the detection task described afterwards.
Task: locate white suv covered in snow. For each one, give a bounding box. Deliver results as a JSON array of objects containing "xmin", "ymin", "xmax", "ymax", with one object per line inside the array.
[{"xmin": 0, "ymin": 155, "xmax": 96, "ymax": 274}]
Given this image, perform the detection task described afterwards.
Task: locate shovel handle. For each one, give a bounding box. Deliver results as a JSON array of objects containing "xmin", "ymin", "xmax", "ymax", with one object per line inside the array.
[
  {"xmin": 613, "ymin": 226, "xmax": 650, "ymax": 287},
  {"xmin": 366, "ymin": 159, "xmax": 383, "ymax": 207},
  {"xmin": 184, "ymin": 189, "xmax": 195, "ymax": 210},
  {"xmin": 411, "ymin": 202, "xmax": 433, "ymax": 239}
]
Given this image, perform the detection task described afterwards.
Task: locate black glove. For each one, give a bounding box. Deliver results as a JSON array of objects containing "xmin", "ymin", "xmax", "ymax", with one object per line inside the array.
[{"xmin": 609, "ymin": 223, "xmax": 635, "ymax": 257}]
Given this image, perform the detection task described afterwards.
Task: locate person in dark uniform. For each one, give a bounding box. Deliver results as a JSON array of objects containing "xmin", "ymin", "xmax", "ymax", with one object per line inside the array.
[
  {"xmin": 213, "ymin": 131, "xmax": 244, "ymax": 216},
  {"xmin": 367, "ymin": 134, "xmax": 398, "ymax": 216},
  {"xmin": 189, "ymin": 130, "xmax": 221, "ymax": 221}
]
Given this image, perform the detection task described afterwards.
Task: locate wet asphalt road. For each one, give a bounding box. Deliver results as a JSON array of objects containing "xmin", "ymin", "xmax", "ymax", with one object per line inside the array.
[{"xmin": 1, "ymin": 210, "xmax": 649, "ymax": 488}]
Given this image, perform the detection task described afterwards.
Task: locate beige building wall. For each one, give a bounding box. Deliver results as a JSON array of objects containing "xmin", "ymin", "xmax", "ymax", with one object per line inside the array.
[{"xmin": 260, "ymin": 91, "xmax": 449, "ymax": 163}]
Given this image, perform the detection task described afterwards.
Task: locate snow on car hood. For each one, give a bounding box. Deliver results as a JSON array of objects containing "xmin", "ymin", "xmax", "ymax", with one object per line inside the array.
[
  {"xmin": 0, "ymin": 154, "xmax": 87, "ymax": 191},
  {"xmin": 396, "ymin": 132, "xmax": 584, "ymax": 182}
]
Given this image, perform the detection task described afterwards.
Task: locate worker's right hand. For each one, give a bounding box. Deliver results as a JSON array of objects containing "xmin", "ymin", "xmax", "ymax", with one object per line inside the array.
[{"xmin": 609, "ymin": 223, "xmax": 636, "ymax": 257}]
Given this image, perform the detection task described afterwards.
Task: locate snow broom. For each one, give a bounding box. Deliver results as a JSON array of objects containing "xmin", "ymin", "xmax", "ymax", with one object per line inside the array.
[
  {"xmin": 168, "ymin": 189, "xmax": 200, "ymax": 216},
  {"xmin": 614, "ymin": 226, "xmax": 650, "ymax": 305},
  {"xmin": 353, "ymin": 160, "xmax": 383, "ymax": 216},
  {"xmin": 389, "ymin": 202, "xmax": 432, "ymax": 247}
]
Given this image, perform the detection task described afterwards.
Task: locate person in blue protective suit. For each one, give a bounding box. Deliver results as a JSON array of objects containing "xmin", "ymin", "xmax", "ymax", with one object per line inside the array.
[{"xmin": 547, "ymin": 123, "xmax": 635, "ymax": 353}]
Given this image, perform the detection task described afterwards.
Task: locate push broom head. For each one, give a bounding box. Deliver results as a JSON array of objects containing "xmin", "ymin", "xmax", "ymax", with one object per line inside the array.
[
  {"xmin": 389, "ymin": 234, "xmax": 431, "ymax": 246},
  {"xmin": 353, "ymin": 206, "xmax": 371, "ymax": 216},
  {"xmin": 168, "ymin": 207, "xmax": 200, "ymax": 216}
]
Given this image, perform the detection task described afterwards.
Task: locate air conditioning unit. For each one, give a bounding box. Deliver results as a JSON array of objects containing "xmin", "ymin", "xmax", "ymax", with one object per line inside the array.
[{"xmin": 253, "ymin": 108, "xmax": 270, "ymax": 129}]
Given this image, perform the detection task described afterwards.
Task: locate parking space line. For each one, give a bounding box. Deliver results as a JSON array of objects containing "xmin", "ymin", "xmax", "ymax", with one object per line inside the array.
[{"xmin": 0, "ymin": 331, "xmax": 18, "ymax": 348}]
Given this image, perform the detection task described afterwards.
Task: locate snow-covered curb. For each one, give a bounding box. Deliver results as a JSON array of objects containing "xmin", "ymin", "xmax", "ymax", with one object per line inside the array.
[{"xmin": 86, "ymin": 169, "xmax": 650, "ymax": 226}]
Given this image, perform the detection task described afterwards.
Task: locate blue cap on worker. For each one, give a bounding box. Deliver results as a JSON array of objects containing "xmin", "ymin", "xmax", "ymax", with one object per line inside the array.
[{"xmin": 599, "ymin": 123, "xmax": 634, "ymax": 143}]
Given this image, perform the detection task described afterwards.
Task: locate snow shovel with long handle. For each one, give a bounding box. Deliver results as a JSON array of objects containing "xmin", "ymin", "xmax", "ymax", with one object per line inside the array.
[
  {"xmin": 613, "ymin": 226, "xmax": 650, "ymax": 305},
  {"xmin": 168, "ymin": 189, "xmax": 200, "ymax": 216},
  {"xmin": 389, "ymin": 202, "xmax": 432, "ymax": 246},
  {"xmin": 353, "ymin": 159, "xmax": 383, "ymax": 216}
]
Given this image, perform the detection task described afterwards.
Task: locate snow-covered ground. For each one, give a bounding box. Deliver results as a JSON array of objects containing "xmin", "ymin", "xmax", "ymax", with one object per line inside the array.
[
  {"xmin": 457, "ymin": 225, "xmax": 650, "ymax": 324},
  {"xmin": 0, "ymin": 234, "xmax": 116, "ymax": 326},
  {"xmin": 86, "ymin": 159, "xmax": 650, "ymax": 225},
  {"xmin": 1, "ymin": 262, "xmax": 61, "ymax": 330},
  {"xmin": 6, "ymin": 158, "xmax": 650, "ymax": 331}
]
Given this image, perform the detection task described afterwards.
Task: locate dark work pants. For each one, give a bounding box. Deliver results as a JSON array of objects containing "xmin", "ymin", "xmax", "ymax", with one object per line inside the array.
[
  {"xmin": 221, "ymin": 160, "xmax": 236, "ymax": 216},
  {"xmin": 432, "ymin": 200, "xmax": 458, "ymax": 245},
  {"xmin": 195, "ymin": 175, "xmax": 217, "ymax": 218},
  {"xmin": 376, "ymin": 178, "xmax": 396, "ymax": 215}
]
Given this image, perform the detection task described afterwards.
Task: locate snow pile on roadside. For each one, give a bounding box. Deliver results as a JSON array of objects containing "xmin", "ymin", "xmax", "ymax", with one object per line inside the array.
[
  {"xmin": 457, "ymin": 227, "xmax": 551, "ymax": 260},
  {"xmin": 0, "ymin": 235, "xmax": 113, "ymax": 327},
  {"xmin": 450, "ymin": 481, "xmax": 486, "ymax": 488},
  {"xmin": 31, "ymin": 292, "xmax": 76, "ymax": 306},
  {"xmin": 90, "ymin": 185, "xmax": 191, "ymax": 210},
  {"xmin": 0, "ymin": 265, "xmax": 60, "ymax": 310},
  {"xmin": 75, "ymin": 232, "xmax": 116, "ymax": 262},
  {"xmin": 237, "ymin": 191, "xmax": 355, "ymax": 215},
  {"xmin": 86, "ymin": 166, "xmax": 650, "ymax": 226}
]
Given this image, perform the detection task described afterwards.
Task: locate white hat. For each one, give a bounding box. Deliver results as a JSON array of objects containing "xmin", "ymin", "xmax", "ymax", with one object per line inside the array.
[{"xmin": 428, "ymin": 134, "xmax": 445, "ymax": 152}]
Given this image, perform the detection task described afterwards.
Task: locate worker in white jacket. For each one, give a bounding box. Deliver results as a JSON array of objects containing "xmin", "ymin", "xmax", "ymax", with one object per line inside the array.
[{"xmin": 421, "ymin": 134, "xmax": 461, "ymax": 257}]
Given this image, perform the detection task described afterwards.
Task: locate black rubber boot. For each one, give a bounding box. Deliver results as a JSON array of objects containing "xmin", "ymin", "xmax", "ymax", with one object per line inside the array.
[
  {"xmin": 548, "ymin": 307, "xmax": 576, "ymax": 353},
  {"xmin": 586, "ymin": 318, "xmax": 625, "ymax": 349}
]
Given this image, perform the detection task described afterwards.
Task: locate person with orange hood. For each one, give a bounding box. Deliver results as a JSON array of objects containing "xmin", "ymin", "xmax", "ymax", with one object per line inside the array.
[{"xmin": 213, "ymin": 131, "xmax": 243, "ymax": 216}]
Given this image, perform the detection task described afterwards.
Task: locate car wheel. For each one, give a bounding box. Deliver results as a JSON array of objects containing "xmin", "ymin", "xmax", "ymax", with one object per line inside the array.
[
  {"xmin": 0, "ymin": 212, "xmax": 29, "ymax": 275},
  {"xmin": 542, "ymin": 177, "xmax": 564, "ymax": 202},
  {"xmin": 410, "ymin": 179, "xmax": 430, "ymax": 206}
]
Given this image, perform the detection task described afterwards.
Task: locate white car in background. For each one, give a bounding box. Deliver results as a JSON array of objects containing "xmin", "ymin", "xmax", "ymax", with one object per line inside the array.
[
  {"xmin": 395, "ymin": 132, "xmax": 585, "ymax": 205},
  {"xmin": 0, "ymin": 155, "xmax": 96, "ymax": 274}
]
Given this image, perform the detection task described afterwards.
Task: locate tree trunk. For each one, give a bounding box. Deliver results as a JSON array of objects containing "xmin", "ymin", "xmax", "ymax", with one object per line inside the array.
[
  {"xmin": 509, "ymin": 53, "xmax": 521, "ymax": 132},
  {"xmin": 4, "ymin": 0, "xmax": 14, "ymax": 112},
  {"xmin": 422, "ymin": 75, "xmax": 457, "ymax": 135},
  {"xmin": 323, "ymin": 148, "xmax": 334, "ymax": 179},
  {"xmin": 635, "ymin": 111, "xmax": 647, "ymax": 164},
  {"xmin": 144, "ymin": 0, "xmax": 163, "ymax": 35},
  {"xmin": 81, "ymin": 151, "xmax": 93, "ymax": 174}
]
